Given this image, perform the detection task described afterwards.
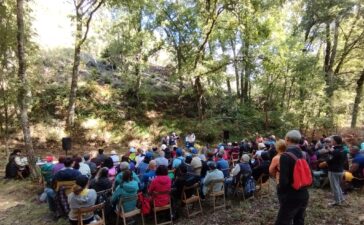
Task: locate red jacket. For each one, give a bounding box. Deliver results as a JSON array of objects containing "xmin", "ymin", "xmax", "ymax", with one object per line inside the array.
[{"xmin": 148, "ymin": 175, "xmax": 171, "ymax": 207}]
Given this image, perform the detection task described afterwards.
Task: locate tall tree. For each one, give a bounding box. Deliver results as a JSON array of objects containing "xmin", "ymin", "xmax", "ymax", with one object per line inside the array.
[
  {"xmin": 351, "ymin": 69, "xmax": 364, "ymax": 128},
  {"xmin": 66, "ymin": 0, "xmax": 105, "ymax": 131},
  {"xmin": 16, "ymin": 0, "xmax": 37, "ymax": 177}
]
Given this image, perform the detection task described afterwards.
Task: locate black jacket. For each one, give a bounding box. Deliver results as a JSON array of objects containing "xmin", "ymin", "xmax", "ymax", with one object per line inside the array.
[
  {"xmin": 326, "ymin": 145, "xmax": 346, "ymax": 173},
  {"xmin": 278, "ymin": 145, "xmax": 309, "ymax": 201}
]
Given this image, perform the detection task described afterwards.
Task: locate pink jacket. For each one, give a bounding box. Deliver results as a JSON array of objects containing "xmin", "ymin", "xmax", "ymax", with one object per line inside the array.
[{"xmin": 148, "ymin": 175, "xmax": 171, "ymax": 207}]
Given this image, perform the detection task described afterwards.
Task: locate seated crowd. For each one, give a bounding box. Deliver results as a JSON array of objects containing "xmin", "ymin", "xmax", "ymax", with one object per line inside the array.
[{"xmin": 5, "ymin": 131, "xmax": 364, "ymax": 225}]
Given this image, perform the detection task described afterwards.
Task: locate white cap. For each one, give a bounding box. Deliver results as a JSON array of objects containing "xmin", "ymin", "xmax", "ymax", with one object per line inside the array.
[
  {"xmin": 110, "ymin": 150, "xmax": 117, "ymax": 155},
  {"xmin": 161, "ymin": 144, "xmax": 167, "ymax": 150}
]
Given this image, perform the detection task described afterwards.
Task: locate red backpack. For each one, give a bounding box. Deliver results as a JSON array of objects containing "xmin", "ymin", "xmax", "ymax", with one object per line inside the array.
[{"xmin": 283, "ymin": 152, "xmax": 312, "ymax": 190}]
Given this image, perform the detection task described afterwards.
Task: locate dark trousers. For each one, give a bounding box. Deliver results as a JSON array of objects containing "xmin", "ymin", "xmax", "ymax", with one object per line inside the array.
[{"xmin": 275, "ymin": 195, "xmax": 308, "ymax": 225}]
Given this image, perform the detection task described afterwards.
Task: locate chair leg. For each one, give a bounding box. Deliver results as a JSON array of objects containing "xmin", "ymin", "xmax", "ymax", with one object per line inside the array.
[
  {"xmin": 199, "ymin": 199, "xmax": 203, "ymax": 214},
  {"xmin": 122, "ymin": 216, "xmax": 127, "ymax": 225},
  {"xmin": 154, "ymin": 210, "xmax": 157, "ymax": 225},
  {"xmin": 141, "ymin": 214, "xmax": 145, "ymax": 225}
]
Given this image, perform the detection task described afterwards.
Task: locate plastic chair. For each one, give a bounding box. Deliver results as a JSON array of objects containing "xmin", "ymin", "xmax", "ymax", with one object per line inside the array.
[
  {"xmin": 76, "ymin": 202, "xmax": 106, "ymax": 225},
  {"xmin": 151, "ymin": 191, "xmax": 173, "ymax": 225},
  {"xmin": 115, "ymin": 195, "xmax": 144, "ymax": 225},
  {"xmin": 206, "ymin": 179, "xmax": 226, "ymax": 211},
  {"xmin": 181, "ymin": 183, "xmax": 202, "ymax": 218}
]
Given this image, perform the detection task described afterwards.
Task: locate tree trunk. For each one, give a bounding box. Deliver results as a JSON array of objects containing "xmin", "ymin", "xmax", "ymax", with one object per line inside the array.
[
  {"xmin": 66, "ymin": 13, "xmax": 82, "ymax": 131},
  {"xmin": 16, "ymin": 0, "xmax": 38, "ymax": 178},
  {"xmin": 1, "ymin": 58, "xmax": 10, "ymax": 156},
  {"xmin": 194, "ymin": 76, "xmax": 204, "ymax": 120},
  {"xmin": 230, "ymin": 38, "xmax": 240, "ymax": 97},
  {"xmin": 226, "ymin": 77, "xmax": 231, "ymax": 95},
  {"xmin": 242, "ymin": 39, "xmax": 250, "ymax": 103},
  {"xmin": 351, "ymin": 69, "xmax": 364, "ymax": 128}
]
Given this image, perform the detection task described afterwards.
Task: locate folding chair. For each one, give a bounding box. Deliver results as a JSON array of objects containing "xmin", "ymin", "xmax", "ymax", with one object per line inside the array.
[
  {"xmin": 255, "ymin": 174, "xmax": 270, "ymax": 197},
  {"xmin": 181, "ymin": 183, "xmax": 202, "ymax": 218},
  {"xmin": 76, "ymin": 202, "xmax": 106, "ymax": 225},
  {"xmin": 206, "ymin": 179, "xmax": 226, "ymax": 211},
  {"xmin": 151, "ymin": 191, "xmax": 173, "ymax": 225},
  {"xmin": 233, "ymin": 178, "xmax": 246, "ymax": 201},
  {"xmin": 56, "ymin": 180, "xmax": 76, "ymax": 195},
  {"xmin": 115, "ymin": 195, "xmax": 144, "ymax": 225}
]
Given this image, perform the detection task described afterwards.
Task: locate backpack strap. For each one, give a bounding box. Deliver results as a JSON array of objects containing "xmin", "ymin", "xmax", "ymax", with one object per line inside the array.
[{"xmin": 283, "ymin": 152, "xmax": 299, "ymax": 161}]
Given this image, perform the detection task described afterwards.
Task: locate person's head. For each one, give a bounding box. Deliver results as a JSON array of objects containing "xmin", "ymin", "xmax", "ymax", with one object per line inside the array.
[
  {"xmin": 58, "ymin": 155, "xmax": 66, "ymax": 164},
  {"xmin": 207, "ymin": 161, "xmax": 217, "ymax": 170},
  {"xmin": 258, "ymin": 143, "xmax": 266, "ymax": 150},
  {"xmin": 110, "ymin": 150, "xmax": 117, "ymax": 155},
  {"xmin": 121, "ymin": 155, "xmax": 130, "ymax": 162},
  {"xmin": 159, "ymin": 151, "xmax": 165, "ymax": 158},
  {"xmin": 275, "ymin": 139, "xmax": 286, "ymax": 154},
  {"xmin": 152, "ymin": 147, "xmax": 158, "ymax": 152},
  {"xmin": 185, "ymin": 155, "xmax": 192, "ymax": 164},
  {"xmin": 285, "ymin": 130, "xmax": 302, "ymax": 145},
  {"xmin": 156, "ymin": 165, "xmax": 168, "ymax": 176},
  {"xmin": 73, "ymin": 175, "xmax": 89, "ymax": 195},
  {"xmin": 261, "ymin": 152, "xmax": 270, "ymax": 161},
  {"xmin": 241, "ymin": 154, "xmax": 250, "ymax": 163},
  {"xmin": 119, "ymin": 162, "xmax": 129, "ymax": 172},
  {"xmin": 161, "ymin": 144, "xmax": 167, "ymax": 151},
  {"xmin": 64, "ymin": 157, "xmax": 74, "ymax": 167},
  {"xmin": 178, "ymin": 164, "xmax": 188, "ymax": 175},
  {"xmin": 46, "ymin": 156, "xmax": 53, "ymax": 163},
  {"xmin": 83, "ymin": 153, "xmax": 90, "ymax": 162},
  {"xmin": 95, "ymin": 167, "xmax": 108, "ymax": 181},
  {"xmin": 331, "ymin": 135, "xmax": 343, "ymax": 146},
  {"xmin": 149, "ymin": 160, "xmax": 157, "ymax": 170},
  {"xmin": 217, "ymin": 151, "xmax": 224, "ymax": 159},
  {"xmin": 98, "ymin": 149, "xmax": 104, "ymax": 155},
  {"xmin": 122, "ymin": 170, "xmax": 132, "ymax": 182},
  {"xmin": 350, "ymin": 146, "xmax": 360, "ymax": 157},
  {"xmin": 13, "ymin": 149, "xmax": 21, "ymax": 155},
  {"xmin": 191, "ymin": 148, "xmax": 198, "ymax": 156},
  {"xmin": 103, "ymin": 157, "xmax": 114, "ymax": 169},
  {"xmin": 176, "ymin": 148, "xmax": 183, "ymax": 157}
]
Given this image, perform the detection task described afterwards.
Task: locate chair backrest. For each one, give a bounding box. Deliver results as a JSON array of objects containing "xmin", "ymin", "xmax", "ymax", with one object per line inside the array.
[
  {"xmin": 117, "ymin": 194, "xmax": 138, "ymax": 214},
  {"xmin": 76, "ymin": 202, "xmax": 105, "ymax": 225},
  {"xmin": 207, "ymin": 179, "xmax": 224, "ymax": 195},
  {"xmin": 181, "ymin": 182, "xmax": 200, "ymax": 200},
  {"xmin": 151, "ymin": 191, "xmax": 171, "ymax": 207},
  {"xmin": 56, "ymin": 180, "xmax": 76, "ymax": 195},
  {"xmin": 96, "ymin": 188, "xmax": 112, "ymax": 196}
]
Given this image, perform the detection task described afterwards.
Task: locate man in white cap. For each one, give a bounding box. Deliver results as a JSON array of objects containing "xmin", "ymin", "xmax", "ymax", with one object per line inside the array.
[{"xmin": 110, "ymin": 150, "xmax": 120, "ymax": 166}]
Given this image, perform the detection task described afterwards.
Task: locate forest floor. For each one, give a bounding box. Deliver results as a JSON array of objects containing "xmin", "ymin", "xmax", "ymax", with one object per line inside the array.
[{"xmin": 0, "ymin": 172, "xmax": 363, "ymax": 225}]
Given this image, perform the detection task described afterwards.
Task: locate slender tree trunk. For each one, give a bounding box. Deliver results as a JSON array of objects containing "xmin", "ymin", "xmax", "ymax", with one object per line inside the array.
[
  {"xmin": 351, "ymin": 69, "xmax": 364, "ymax": 128},
  {"xmin": 226, "ymin": 77, "xmax": 231, "ymax": 95},
  {"xmin": 66, "ymin": 13, "xmax": 82, "ymax": 131},
  {"xmin": 242, "ymin": 40, "xmax": 250, "ymax": 103},
  {"xmin": 1, "ymin": 59, "xmax": 10, "ymax": 156},
  {"xmin": 230, "ymin": 38, "xmax": 240, "ymax": 97},
  {"xmin": 16, "ymin": 0, "xmax": 38, "ymax": 178}
]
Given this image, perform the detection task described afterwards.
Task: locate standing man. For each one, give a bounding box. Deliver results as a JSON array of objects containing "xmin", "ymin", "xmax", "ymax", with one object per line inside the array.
[
  {"xmin": 275, "ymin": 130, "xmax": 309, "ymax": 225},
  {"xmin": 326, "ymin": 135, "xmax": 346, "ymax": 206}
]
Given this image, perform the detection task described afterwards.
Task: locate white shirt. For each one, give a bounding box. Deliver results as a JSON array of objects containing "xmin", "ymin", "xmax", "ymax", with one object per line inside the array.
[{"xmin": 110, "ymin": 155, "xmax": 120, "ymax": 165}]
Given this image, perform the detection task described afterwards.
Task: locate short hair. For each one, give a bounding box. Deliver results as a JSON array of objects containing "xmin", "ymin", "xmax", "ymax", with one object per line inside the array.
[
  {"xmin": 64, "ymin": 157, "xmax": 73, "ymax": 167},
  {"xmin": 119, "ymin": 162, "xmax": 129, "ymax": 171},
  {"xmin": 83, "ymin": 153, "xmax": 90, "ymax": 161},
  {"xmin": 58, "ymin": 155, "xmax": 66, "ymax": 163},
  {"xmin": 207, "ymin": 161, "xmax": 216, "ymax": 170},
  {"xmin": 98, "ymin": 149, "xmax": 104, "ymax": 154},
  {"xmin": 149, "ymin": 160, "xmax": 157, "ymax": 168},
  {"xmin": 331, "ymin": 135, "xmax": 343, "ymax": 145},
  {"xmin": 159, "ymin": 151, "xmax": 165, "ymax": 157},
  {"xmin": 103, "ymin": 157, "xmax": 114, "ymax": 169},
  {"xmin": 156, "ymin": 165, "xmax": 168, "ymax": 176},
  {"xmin": 285, "ymin": 130, "xmax": 302, "ymax": 144}
]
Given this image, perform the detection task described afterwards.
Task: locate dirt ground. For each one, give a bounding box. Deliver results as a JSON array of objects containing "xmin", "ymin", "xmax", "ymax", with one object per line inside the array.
[{"xmin": 0, "ymin": 176, "xmax": 363, "ymax": 225}]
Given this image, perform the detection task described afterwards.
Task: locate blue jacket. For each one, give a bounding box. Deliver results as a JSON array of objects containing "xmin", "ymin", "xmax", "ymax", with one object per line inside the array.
[{"xmin": 112, "ymin": 180, "xmax": 139, "ymax": 212}]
